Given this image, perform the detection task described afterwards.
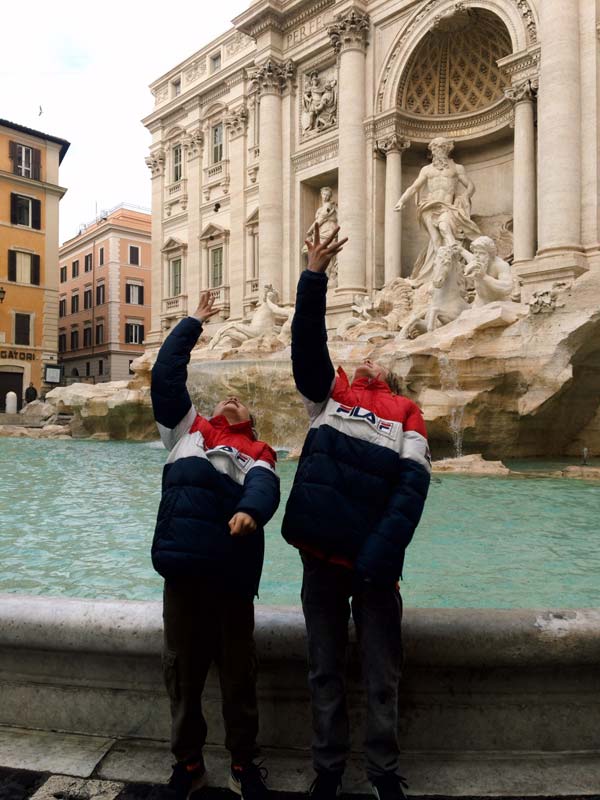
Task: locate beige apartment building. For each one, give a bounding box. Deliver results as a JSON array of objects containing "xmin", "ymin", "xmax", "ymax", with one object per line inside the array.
[
  {"xmin": 143, "ymin": 0, "xmax": 600, "ymax": 346},
  {"xmin": 0, "ymin": 119, "xmax": 69, "ymax": 409},
  {"xmin": 58, "ymin": 205, "xmax": 151, "ymax": 382}
]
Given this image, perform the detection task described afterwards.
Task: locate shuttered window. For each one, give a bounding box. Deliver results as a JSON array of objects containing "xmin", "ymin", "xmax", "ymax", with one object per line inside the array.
[
  {"xmin": 71, "ymin": 294, "xmax": 79, "ymax": 313},
  {"xmin": 96, "ymin": 284, "xmax": 105, "ymax": 305},
  {"xmin": 83, "ymin": 327, "xmax": 92, "ymax": 347},
  {"xmin": 59, "ymin": 298, "xmax": 66, "ymax": 317},
  {"xmin": 7, "ymin": 251, "xmax": 39, "ymax": 285},
  {"xmin": 170, "ymin": 258, "xmax": 181, "ymax": 296},
  {"xmin": 71, "ymin": 330, "xmax": 79, "ymax": 350},
  {"xmin": 172, "ymin": 146, "xmax": 182, "ymax": 182},
  {"xmin": 15, "ymin": 313, "xmax": 31, "ymax": 346},
  {"xmin": 72, "ymin": 260, "xmax": 79, "ymax": 278},
  {"xmin": 212, "ymin": 124, "xmax": 223, "ymax": 164},
  {"xmin": 129, "ymin": 245, "xmax": 140, "ymax": 265},
  {"xmin": 125, "ymin": 283, "xmax": 144, "ymax": 304},
  {"xmin": 84, "ymin": 254, "xmax": 92, "ymax": 272},
  {"xmin": 58, "ymin": 333, "xmax": 66, "ymax": 353},
  {"xmin": 84, "ymin": 289, "xmax": 92, "ymax": 309},
  {"xmin": 210, "ymin": 247, "xmax": 223, "ymax": 287},
  {"xmin": 125, "ymin": 323, "xmax": 144, "ymax": 344},
  {"xmin": 60, "ymin": 266, "xmax": 67, "ymax": 283},
  {"xmin": 96, "ymin": 323, "xmax": 104, "ymax": 345},
  {"xmin": 99, "ymin": 247, "xmax": 104, "ymax": 266}
]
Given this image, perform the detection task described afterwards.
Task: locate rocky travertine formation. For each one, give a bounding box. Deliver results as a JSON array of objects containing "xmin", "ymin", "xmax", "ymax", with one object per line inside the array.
[{"xmin": 432, "ymin": 454, "xmax": 510, "ymax": 475}]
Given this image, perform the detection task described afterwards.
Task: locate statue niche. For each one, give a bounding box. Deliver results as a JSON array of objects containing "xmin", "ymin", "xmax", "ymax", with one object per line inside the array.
[{"xmin": 304, "ymin": 186, "xmax": 339, "ymax": 287}]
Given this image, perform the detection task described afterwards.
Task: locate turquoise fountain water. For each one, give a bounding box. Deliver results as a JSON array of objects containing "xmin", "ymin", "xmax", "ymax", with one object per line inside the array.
[{"xmin": 1, "ymin": 438, "xmax": 598, "ymax": 608}]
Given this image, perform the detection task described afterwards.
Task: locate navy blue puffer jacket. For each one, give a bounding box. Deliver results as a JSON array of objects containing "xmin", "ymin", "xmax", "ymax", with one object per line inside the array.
[{"xmin": 151, "ymin": 316, "xmax": 280, "ymax": 596}]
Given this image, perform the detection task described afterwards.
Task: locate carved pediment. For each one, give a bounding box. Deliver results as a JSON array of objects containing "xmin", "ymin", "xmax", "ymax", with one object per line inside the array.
[
  {"xmin": 199, "ymin": 223, "xmax": 230, "ymax": 242},
  {"xmin": 161, "ymin": 237, "xmax": 187, "ymax": 253},
  {"xmin": 245, "ymin": 208, "xmax": 259, "ymax": 226}
]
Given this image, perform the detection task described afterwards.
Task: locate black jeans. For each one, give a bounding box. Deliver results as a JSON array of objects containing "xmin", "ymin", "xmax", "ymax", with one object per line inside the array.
[
  {"xmin": 162, "ymin": 578, "xmax": 259, "ymax": 765},
  {"xmin": 301, "ymin": 553, "xmax": 403, "ymax": 779}
]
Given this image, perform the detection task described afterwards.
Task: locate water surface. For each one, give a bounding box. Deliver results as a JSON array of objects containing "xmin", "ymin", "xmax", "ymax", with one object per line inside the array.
[{"xmin": 0, "ymin": 439, "xmax": 598, "ymax": 607}]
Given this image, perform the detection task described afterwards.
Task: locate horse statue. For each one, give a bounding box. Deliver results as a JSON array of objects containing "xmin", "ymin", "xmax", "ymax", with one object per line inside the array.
[{"xmin": 398, "ymin": 244, "xmax": 470, "ymax": 339}]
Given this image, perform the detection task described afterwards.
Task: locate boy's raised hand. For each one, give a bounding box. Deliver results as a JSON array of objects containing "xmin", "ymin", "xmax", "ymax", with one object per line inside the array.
[
  {"xmin": 305, "ymin": 223, "xmax": 348, "ymax": 274},
  {"xmin": 229, "ymin": 512, "xmax": 258, "ymax": 537},
  {"xmin": 192, "ymin": 290, "xmax": 220, "ymax": 323}
]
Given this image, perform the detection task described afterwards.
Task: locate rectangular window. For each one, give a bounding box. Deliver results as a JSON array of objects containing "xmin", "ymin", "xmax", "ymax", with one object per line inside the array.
[
  {"xmin": 96, "ymin": 323, "xmax": 104, "ymax": 345},
  {"xmin": 10, "ymin": 194, "xmax": 39, "ymax": 228},
  {"xmin": 85, "ymin": 361, "xmax": 91, "ymax": 377},
  {"xmin": 173, "ymin": 145, "xmax": 182, "ymax": 182},
  {"xmin": 84, "ymin": 254, "xmax": 92, "ymax": 272},
  {"xmin": 210, "ymin": 52, "xmax": 222, "ymax": 72},
  {"xmin": 15, "ymin": 144, "xmax": 32, "ymax": 178},
  {"xmin": 170, "ymin": 258, "xmax": 182, "ymax": 296},
  {"xmin": 71, "ymin": 329, "xmax": 79, "ymax": 350},
  {"xmin": 125, "ymin": 323, "xmax": 145, "ymax": 344},
  {"xmin": 125, "ymin": 283, "xmax": 144, "ymax": 305},
  {"xmin": 71, "ymin": 293, "xmax": 79, "ymax": 313},
  {"xmin": 72, "ymin": 260, "xmax": 79, "ymax": 278},
  {"xmin": 212, "ymin": 124, "xmax": 223, "ymax": 164},
  {"xmin": 99, "ymin": 247, "xmax": 104, "ymax": 266},
  {"xmin": 210, "ymin": 247, "xmax": 223, "ymax": 288},
  {"xmin": 83, "ymin": 288, "xmax": 92, "ymax": 309},
  {"xmin": 58, "ymin": 333, "xmax": 66, "ymax": 353},
  {"xmin": 96, "ymin": 284, "xmax": 105, "ymax": 305},
  {"xmin": 129, "ymin": 245, "xmax": 140, "ymax": 265},
  {"xmin": 60, "ymin": 266, "xmax": 67, "ymax": 283},
  {"xmin": 7, "ymin": 251, "xmax": 40, "ymax": 286},
  {"xmin": 59, "ymin": 298, "xmax": 66, "ymax": 318},
  {"xmin": 83, "ymin": 327, "xmax": 92, "ymax": 347},
  {"xmin": 98, "ymin": 359, "xmax": 104, "ymax": 375},
  {"xmin": 15, "ymin": 313, "xmax": 31, "ymax": 346}
]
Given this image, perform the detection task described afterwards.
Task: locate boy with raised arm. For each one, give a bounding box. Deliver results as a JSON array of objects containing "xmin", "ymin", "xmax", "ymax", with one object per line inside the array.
[
  {"xmin": 151, "ymin": 291, "xmax": 280, "ymax": 800},
  {"xmin": 282, "ymin": 225, "xmax": 431, "ymax": 800}
]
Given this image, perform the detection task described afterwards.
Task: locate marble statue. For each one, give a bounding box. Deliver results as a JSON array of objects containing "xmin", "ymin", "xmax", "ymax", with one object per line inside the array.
[
  {"xmin": 208, "ymin": 286, "xmax": 293, "ymax": 351},
  {"xmin": 336, "ymin": 279, "xmax": 414, "ymax": 340},
  {"xmin": 399, "ymin": 244, "xmax": 470, "ymax": 339},
  {"xmin": 394, "ymin": 137, "xmax": 481, "ymax": 286},
  {"xmin": 302, "ymin": 71, "xmax": 338, "ymax": 133},
  {"xmin": 305, "ymin": 186, "xmax": 339, "ymax": 286},
  {"xmin": 460, "ymin": 236, "xmax": 513, "ymax": 306}
]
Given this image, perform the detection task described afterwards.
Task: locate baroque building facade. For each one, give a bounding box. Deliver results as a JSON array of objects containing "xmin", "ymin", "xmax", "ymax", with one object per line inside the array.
[{"xmin": 143, "ymin": 0, "xmax": 599, "ymax": 344}]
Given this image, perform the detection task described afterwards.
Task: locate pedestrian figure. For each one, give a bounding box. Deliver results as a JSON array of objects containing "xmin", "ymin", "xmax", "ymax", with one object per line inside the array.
[
  {"xmin": 151, "ymin": 291, "xmax": 280, "ymax": 800},
  {"xmin": 24, "ymin": 382, "xmax": 37, "ymax": 404}
]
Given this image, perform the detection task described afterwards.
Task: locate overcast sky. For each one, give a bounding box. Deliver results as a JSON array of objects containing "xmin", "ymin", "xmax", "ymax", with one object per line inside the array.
[{"xmin": 1, "ymin": 0, "xmax": 248, "ymax": 243}]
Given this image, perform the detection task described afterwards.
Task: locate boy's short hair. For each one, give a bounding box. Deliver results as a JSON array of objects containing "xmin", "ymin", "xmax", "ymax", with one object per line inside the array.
[{"xmin": 386, "ymin": 373, "xmax": 404, "ymax": 396}]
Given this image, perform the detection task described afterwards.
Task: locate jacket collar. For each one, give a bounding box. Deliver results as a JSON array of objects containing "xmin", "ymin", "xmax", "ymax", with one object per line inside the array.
[
  {"xmin": 338, "ymin": 366, "xmax": 391, "ymax": 394},
  {"xmin": 209, "ymin": 414, "xmax": 255, "ymax": 439}
]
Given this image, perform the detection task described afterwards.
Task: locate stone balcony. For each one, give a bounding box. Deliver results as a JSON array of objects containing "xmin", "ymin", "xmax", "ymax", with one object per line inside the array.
[
  {"xmin": 203, "ymin": 160, "xmax": 230, "ymax": 201},
  {"xmin": 209, "ymin": 285, "xmax": 230, "ymax": 317},
  {"xmin": 161, "ymin": 294, "xmax": 187, "ymax": 317},
  {"xmin": 164, "ymin": 179, "xmax": 188, "ymax": 217}
]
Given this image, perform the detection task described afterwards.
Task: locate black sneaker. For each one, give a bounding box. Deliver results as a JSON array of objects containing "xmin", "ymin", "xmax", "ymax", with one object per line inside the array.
[
  {"xmin": 370, "ymin": 773, "xmax": 409, "ymax": 800},
  {"xmin": 166, "ymin": 758, "xmax": 207, "ymax": 800},
  {"xmin": 229, "ymin": 762, "xmax": 269, "ymax": 800},
  {"xmin": 308, "ymin": 771, "xmax": 343, "ymax": 800}
]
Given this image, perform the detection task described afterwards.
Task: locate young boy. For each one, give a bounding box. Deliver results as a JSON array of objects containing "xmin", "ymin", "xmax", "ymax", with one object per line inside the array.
[
  {"xmin": 282, "ymin": 224, "xmax": 431, "ymax": 800},
  {"xmin": 151, "ymin": 291, "xmax": 280, "ymax": 800}
]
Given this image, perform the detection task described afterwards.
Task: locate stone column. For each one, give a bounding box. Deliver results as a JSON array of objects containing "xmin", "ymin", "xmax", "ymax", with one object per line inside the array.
[
  {"xmin": 537, "ymin": 0, "xmax": 581, "ymax": 254},
  {"xmin": 144, "ymin": 148, "xmax": 166, "ymax": 345},
  {"xmin": 251, "ymin": 59, "xmax": 294, "ymax": 295},
  {"xmin": 225, "ymin": 104, "xmax": 249, "ymax": 319},
  {"xmin": 184, "ymin": 128, "xmax": 204, "ymax": 309},
  {"xmin": 328, "ymin": 8, "xmax": 370, "ymax": 296},
  {"xmin": 505, "ymin": 80, "xmax": 537, "ymax": 263},
  {"xmin": 379, "ymin": 135, "xmax": 410, "ymax": 283}
]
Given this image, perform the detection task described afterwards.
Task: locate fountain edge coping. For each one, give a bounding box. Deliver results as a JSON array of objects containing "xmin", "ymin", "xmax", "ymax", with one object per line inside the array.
[{"xmin": 0, "ymin": 595, "xmax": 599, "ymax": 666}]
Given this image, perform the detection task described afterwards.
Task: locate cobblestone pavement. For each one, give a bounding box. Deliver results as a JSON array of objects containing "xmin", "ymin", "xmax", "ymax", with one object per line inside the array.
[{"xmin": 1, "ymin": 767, "xmax": 599, "ymax": 800}]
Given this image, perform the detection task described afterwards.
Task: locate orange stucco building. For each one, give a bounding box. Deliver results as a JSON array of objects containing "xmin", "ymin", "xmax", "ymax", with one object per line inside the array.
[
  {"xmin": 58, "ymin": 205, "xmax": 151, "ymax": 382},
  {"xmin": 0, "ymin": 119, "xmax": 69, "ymax": 410}
]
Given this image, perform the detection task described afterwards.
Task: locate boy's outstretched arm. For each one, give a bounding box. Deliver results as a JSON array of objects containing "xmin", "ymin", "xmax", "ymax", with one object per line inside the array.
[
  {"xmin": 151, "ymin": 291, "xmax": 219, "ymax": 449},
  {"xmin": 291, "ymin": 223, "xmax": 348, "ymax": 404}
]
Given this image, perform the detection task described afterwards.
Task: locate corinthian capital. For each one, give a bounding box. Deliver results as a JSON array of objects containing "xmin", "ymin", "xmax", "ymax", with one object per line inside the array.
[
  {"xmin": 225, "ymin": 105, "xmax": 249, "ymax": 139},
  {"xmin": 377, "ymin": 134, "xmax": 411, "ymax": 157},
  {"xmin": 145, "ymin": 148, "xmax": 165, "ymax": 177},
  {"xmin": 250, "ymin": 59, "xmax": 296, "ymax": 96},
  {"xmin": 327, "ymin": 8, "xmax": 370, "ymax": 54},
  {"xmin": 504, "ymin": 77, "xmax": 538, "ymax": 104}
]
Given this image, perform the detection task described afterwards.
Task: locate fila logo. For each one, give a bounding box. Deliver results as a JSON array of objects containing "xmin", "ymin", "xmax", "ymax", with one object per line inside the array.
[
  {"xmin": 333, "ymin": 404, "xmax": 399, "ymax": 439},
  {"xmin": 209, "ymin": 445, "xmax": 254, "ymax": 470}
]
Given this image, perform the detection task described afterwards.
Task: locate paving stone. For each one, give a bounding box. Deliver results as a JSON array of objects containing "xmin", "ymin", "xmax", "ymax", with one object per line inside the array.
[
  {"xmin": 0, "ymin": 727, "xmax": 114, "ymax": 778},
  {"xmin": 30, "ymin": 774, "xmax": 123, "ymax": 800}
]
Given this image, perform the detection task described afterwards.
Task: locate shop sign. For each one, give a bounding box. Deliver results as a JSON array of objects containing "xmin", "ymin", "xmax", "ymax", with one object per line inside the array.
[{"xmin": 0, "ymin": 349, "xmax": 36, "ymax": 361}]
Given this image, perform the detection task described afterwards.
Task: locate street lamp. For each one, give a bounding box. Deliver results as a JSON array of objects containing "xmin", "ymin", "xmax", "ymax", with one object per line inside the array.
[{"xmin": 0, "ymin": 286, "xmax": 5, "ymax": 304}]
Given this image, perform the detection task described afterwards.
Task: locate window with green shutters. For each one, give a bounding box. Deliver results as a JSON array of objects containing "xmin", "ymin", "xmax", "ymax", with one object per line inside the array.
[{"xmin": 15, "ymin": 313, "xmax": 31, "ymax": 346}]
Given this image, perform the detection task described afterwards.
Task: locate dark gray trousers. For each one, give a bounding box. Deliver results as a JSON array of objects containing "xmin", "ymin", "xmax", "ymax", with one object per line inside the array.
[
  {"xmin": 162, "ymin": 578, "xmax": 259, "ymax": 766},
  {"xmin": 301, "ymin": 553, "xmax": 403, "ymax": 779}
]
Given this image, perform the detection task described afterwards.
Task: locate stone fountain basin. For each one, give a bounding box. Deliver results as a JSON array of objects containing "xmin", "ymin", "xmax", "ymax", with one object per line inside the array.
[{"xmin": 0, "ymin": 594, "xmax": 599, "ymax": 795}]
